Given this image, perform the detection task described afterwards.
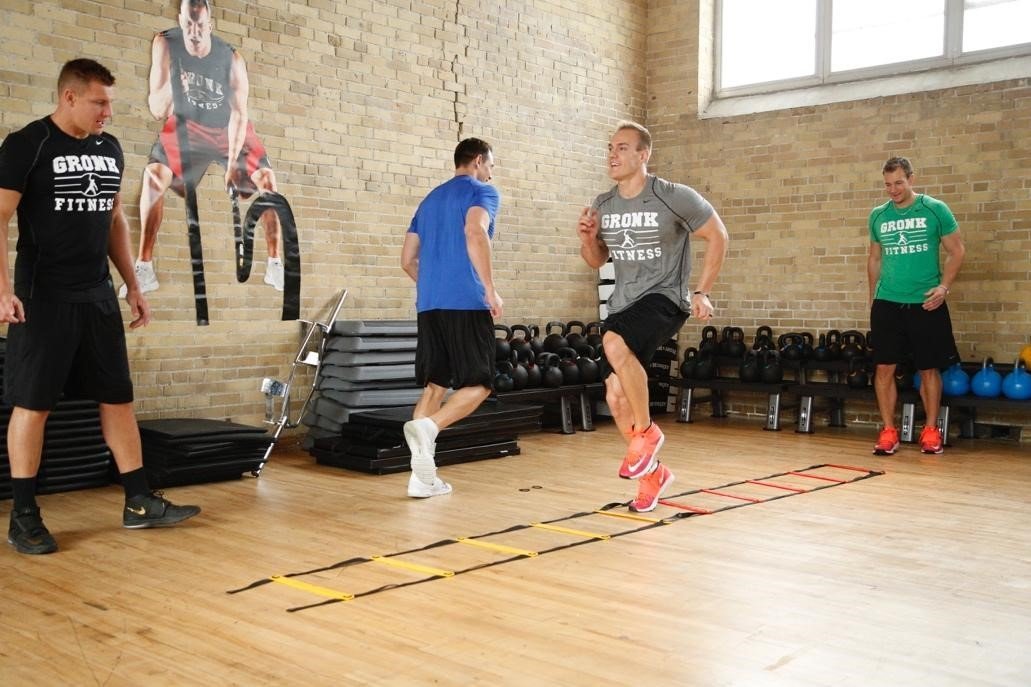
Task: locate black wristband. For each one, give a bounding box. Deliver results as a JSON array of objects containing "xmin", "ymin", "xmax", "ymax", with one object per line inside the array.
[{"xmin": 692, "ymin": 291, "xmax": 709, "ymax": 298}]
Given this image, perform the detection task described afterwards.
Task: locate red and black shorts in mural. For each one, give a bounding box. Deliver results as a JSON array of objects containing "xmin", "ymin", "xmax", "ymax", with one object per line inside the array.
[{"xmin": 149, "ymin": 117, "xmax": 271, "ymax": 199}]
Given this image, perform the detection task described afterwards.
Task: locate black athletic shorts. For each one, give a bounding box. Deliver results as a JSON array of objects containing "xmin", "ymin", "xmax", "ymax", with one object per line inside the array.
[
  {"xmin": 415, "ymin": 309, "xmax": 494, "ymax": 389},
  {"xmin": 600, "ymin": 293, "xmax": 689, "ymax": 378},
  {"xmin": 870, "ymin": 299, "xmax": 959, "ymax": 371},
  {"xmin": 3, "ymin": 297, "xmax": 134, "ymax": 410}
]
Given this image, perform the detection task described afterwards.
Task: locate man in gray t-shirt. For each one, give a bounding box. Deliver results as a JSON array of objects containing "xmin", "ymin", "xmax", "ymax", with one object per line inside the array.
[{"xmin": 577, "ymin": 121, "xmax": 728, "ymax": 514}]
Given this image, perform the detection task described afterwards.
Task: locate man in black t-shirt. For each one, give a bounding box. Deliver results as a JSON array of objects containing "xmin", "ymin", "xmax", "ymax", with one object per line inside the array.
[{"xmin": 0, "ymin": 58, "xmax": 200, "ymax": 555}]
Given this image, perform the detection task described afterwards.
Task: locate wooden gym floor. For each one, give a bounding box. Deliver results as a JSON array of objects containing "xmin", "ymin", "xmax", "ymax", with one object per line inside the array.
[{"xmin": 1, "ymin": 418, "xmax": 1029, "ymax": 686}]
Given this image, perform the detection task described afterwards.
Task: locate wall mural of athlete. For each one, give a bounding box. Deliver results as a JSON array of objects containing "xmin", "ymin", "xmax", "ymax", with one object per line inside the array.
[{"xmin": 122, "ymin": 0, "xmax": 301, "ymax": 323}]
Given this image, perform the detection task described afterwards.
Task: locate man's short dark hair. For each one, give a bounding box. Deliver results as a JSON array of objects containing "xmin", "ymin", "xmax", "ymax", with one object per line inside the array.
[
  {"xmin": 882, "ymin": 156, "xmax": 914, "ymax": 177},
  {"xmin": 616, "ymin": 121, "xmax": 652, "ymax": 151},
  {"xmin": 57, "ymin": 59, "xmax": 115, "ymax": 92},
  {"xmin": 454, "ymin": 138, "xmax": 492, "ymax": 168}
]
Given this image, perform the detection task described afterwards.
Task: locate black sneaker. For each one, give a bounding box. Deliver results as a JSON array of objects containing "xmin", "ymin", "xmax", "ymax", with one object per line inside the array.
[
  {"xmin": 8, "ymin": 506, "xmax": 59, "ymax": 555},
  {"xmin": 123, "ymin": 492, "xmax": 201, "ymax": 529}
]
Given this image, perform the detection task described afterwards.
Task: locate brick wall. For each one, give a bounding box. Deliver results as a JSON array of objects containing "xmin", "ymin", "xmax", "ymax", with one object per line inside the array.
[
  {"xmin": 648, "ymin": 0, "xmax": 1031, "ymax": 434},
  {"xmin": 0, "ymin": 0, "xmax": 646, "ymax": 426}
]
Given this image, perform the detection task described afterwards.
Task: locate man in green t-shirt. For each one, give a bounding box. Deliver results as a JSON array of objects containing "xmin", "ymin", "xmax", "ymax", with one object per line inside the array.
[{"xmin": 867, "ymin": 156, "xmax": 966, "ymax": 456}]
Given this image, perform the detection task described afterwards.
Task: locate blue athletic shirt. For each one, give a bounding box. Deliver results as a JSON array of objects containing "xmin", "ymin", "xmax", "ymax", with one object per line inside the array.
[{"xmin": 408, "ymin": 174, "xmax": 500, "ymax": 312}]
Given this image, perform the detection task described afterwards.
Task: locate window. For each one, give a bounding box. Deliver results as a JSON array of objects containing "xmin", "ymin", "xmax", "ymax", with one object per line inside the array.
[{"xmin": 716, "ymin": 0, "xmax": 1031, "ymax": 96}]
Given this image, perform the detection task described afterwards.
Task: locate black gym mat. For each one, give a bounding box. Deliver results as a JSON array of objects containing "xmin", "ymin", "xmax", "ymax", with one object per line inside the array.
[
  {"xmin": 312, "ymin": 441, "xmax": 521, "ymax": 475},
  {"xmin": 138, "ymin": 418, "xmax": 269, "ymax": 440}
]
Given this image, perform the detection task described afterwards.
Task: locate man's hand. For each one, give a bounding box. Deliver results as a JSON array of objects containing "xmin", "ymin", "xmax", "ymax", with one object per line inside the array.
[
  {"xmin": 124, "ymin": 287, "xmax": 152, "ymax": 329},
  {"xmin": 577, "ymin": 206, "xmax": 599, "ymax": 245},
  {"xmin": 0, "ymin": 290, "xmax": 25, "ymax": 324},
  {"xmin": 922, "ymin": 285, "xmax": 948, "ymax": 311},
  {"xmin": 690, "ymin": 293, "xmax": 714, "ymax": 320},
  {"xmin": 486, "ymin": 289, "xmax": 503, "ymax": 319}
]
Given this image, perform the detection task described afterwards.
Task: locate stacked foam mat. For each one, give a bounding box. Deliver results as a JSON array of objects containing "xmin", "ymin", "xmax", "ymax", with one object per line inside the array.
[
  {"xmin": 302, "ymin": 320, "xmax": 542, "ymax": 474},
  {"xmin": 0, "ymin": 338, "xmax": 115, "ymax": 500},
  {"xmin": 138, "ymin": 419, "xmax": 271, "ymax": 488}
]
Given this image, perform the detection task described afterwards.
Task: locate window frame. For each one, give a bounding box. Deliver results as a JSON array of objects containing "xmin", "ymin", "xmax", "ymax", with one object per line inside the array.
[{"xmin": 714, "ymin": 0, "xmax": 1031, "ymax": 98}]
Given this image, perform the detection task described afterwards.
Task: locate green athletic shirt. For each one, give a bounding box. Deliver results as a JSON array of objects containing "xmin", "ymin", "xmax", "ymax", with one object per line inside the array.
[{"xmin": 868, "ymin": 193, "xmax": 957, "ymax": 304}]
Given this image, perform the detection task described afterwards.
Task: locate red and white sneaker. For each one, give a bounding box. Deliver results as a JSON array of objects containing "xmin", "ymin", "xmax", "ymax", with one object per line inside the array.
[
  {"xmin": 919, "ymin": 426, "xmax": 944, "ymax": 454},
  {"xmin": 618, "ymin": 423, "xmax": 664, "ymax": 479},
  {"xmin": 629, "ymin": 463, "xmax": 675, "ymax": 513},
  {"xmin": 873, "ymin": 427, "xmax": 900, "ymax": 455}
]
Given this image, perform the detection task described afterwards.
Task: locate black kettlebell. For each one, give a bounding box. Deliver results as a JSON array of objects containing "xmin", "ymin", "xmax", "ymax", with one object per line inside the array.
[
  {"xmin": 846, "ymin": 357, "xmax": 869, "ymax": 389},
  {"xmin": 509, "ymin": 350, "xmax": 529, "ymax": 390},
  {"xmin": 753, "ymin": 325, "xmax": 774, "ymax": 351},
  {"xmin": 698, "ymin": 325, "xmax": 720, "ymax": 356},
  {"xmin": 556, "ymin": 347, "xmax": 581, "ymax": 385},
  {"xmin": 509, "ymin": 325, "xmax": 534, "ymax": 359},
  {"xmin": 825, "ymin": 329, "xmax": 842, "ymax": 360},
  {"xmin": 680, "ymin": 347, "xmax": 699, "ymax": 379},
  {"xmin": 719, "ymin": 326, "xmax": 735, "ymax": 356},
  {"xmin": 840, "ymin": 330, "xmax": 866, "ymax": 362},
  {"xmin": 726, "ymin": 327, "xmax": 746, "ymax": 358},
  {"xmin": 693, "ymin": 351, "xmax": 717, "ymax": 380},
  {"xmin": 576, "ymin": 348, "xmax": 600, "ymax": 384},
  {"xmin": 585, "ymin": 321, "xmax": 604, "ymax": 349},
  {"xmin": 494, "ymin": 324, "xmax": 512, "ymax": 362},
  {"xmin": 799, "ymin": 332, "xmax": 814, "ymax": 360},
  {"xmin": 565, "ymin": 321, "xmax": 587, "ymax": 351},
  {"xmin": 493, "ymin": 361, "xmax": 515, "ymax": 392},
  {"xmin": 520, "ymin": 349, "xmax": 542, "ymax": 388},
  {"xmin": 739, "ymin": 349, "xmax": 761, "ymax": 382},
  {"xmin": 543, "ymin": 321, "xmax": 569, "ymax": 353},
  {"xmin": 813, "ymin": 333, "xmax": 831, "ymax": 362},
  {"xmin": 528, "ymin": 324, "xmax": 545, "ymax": 356},
  {"xmin": 538, "ymin": 352, "xmax": 564, "ymax": 388},
  {"xmin": 760, "ymin": 349, "xmax": 783, "ymax": 384},
  {"xmin": 778, "ymin": 333, "xmax": 803, "ymax": 361}
]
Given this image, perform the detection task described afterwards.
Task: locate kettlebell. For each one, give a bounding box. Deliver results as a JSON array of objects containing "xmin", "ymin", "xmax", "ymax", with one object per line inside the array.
[
  {"xmin": 799, "ymin": 332, "xmax": 814, "ymax": 360},
  {"xmin": 760, "ymin": 349, "xmax": 783, "ymax": 384},
  {"xmin": 509, "ymin": 325, "xmax": 534, "ymax": 360},
  {"xmin": 527, "ymin": 324, "xmax": 545, "ymax": 356},
  {"xmin": 812, "ymin": 333, "xmax": 831, "ymax": 362},
  {"xmin": 1002, "ymin": 359, "xmax": 1031, "ymax": 400},
  {"xmin": 585, "ymin": 321, "xmax": 604, "ymax": 350},
  {"xmin": 698, "ymin": 325, "xmax": 720, "ymax": 356},
  {"xmin": 941, "ymin": 362, "xmax": 970, "ymax": 397},
  {"xmin": 971, "ymin": 357, "xmax": 1003, "ymax": 398},
  {"xmin": 840, "ymin": 330, "xmax": 866, "ymax": 362},
  {"xmin": 846, "ymin": 357, "xmax": 869, "ymax": 389},
  {"xmin": 1020, "ymin": 343, "xmax": 1031, "ymax": 369},
  {"xmin": 565, "ymin": 321, "xmax": 587, "ymax": 351},
  {"xmin": 739, "ymin": 349, "xmax": 761, "ymax": 383},
  {"xmin": 542, "ymin": 321, "xmax": 569, "ymax": 353},
  {"xmin": 726, "ymin": 327, "xmax": 746, "ymax": 358},
  {"xmin": 680, "ymin": 347, "xmax": 699, "ymax": 379},
  {"xmin": 538, "ymin": 352, "xmax": 564, "ymax": 388},
  {"xmin": 520, "ymin": 349, "xmax": 542, "ymax": 388},
  {"xmin": 753, "ymin": 325, "xmax": 774, "ymax": 352},
  {"xmin": 556, "ymin": 347, "xmax": 582, "ymax": 385},
  {"xmin": 493, "ymin": 361, "xmax": 514, "ymax": 393},
  {"xmin": 494, "ymin": 324, "xmax": 512, "ymax": 362},
  {"xmin": 509, "ymin": 350, "xmax": 529, "ymax": 390},
  {"xmin": 693, "ymin": 351, "xmax": 717, "ymax": 380},
  {"xmin": 778, "ymin": 333, "xmax": 803, "ymax": 361},
  {"xmin": 576, "ymin": 348, "xmax": 600, "ymax": 384},
  {"xmin": 825, "ymin": 330, "xmax": 842, "ymax": 360},
  {"xmin": 719, "ymin": 326, "xmax": 735, "ymax": 356}
]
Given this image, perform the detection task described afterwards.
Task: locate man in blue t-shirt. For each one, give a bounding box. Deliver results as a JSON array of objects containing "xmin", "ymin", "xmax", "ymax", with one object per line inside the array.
[{"xmin": 400, "ymin": 138, "xmax": 502, "ymax": 498}]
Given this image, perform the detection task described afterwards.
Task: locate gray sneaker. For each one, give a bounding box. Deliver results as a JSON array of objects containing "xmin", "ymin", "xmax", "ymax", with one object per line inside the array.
[{"xmin": 123, "ymin": 492, "xmax": 200, "ymax": 529}]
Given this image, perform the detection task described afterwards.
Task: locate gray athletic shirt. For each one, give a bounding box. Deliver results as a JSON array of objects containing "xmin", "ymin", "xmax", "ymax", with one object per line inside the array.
[{"xmin": 591, "ymin": 175, "xmax": 714, "ymax": 314}]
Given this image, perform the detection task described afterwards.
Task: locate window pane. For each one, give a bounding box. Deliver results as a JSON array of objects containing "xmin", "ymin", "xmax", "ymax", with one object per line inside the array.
[
  {"xmin": 720, "ymin": 0, "xmax": 817, "ymax": 88},
  {"xmin": 964, "ymin": 0, "xmax": 1031, "ymax": 52},
  {"xmin": 831, "ymin": 0, "xmax": 944, "ymax": 72}
]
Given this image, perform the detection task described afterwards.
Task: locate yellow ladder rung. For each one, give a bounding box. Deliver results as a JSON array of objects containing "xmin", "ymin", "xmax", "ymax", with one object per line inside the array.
[
  {"xmin": 593, "ymin": 509, "xmax": 664, "ymax": 524},
  {"xmin": 370, "ymin": 555, "xmax": 454, "ymax": 578},
  {"xmin": 530, "ymin": 522, "xmax": 611, "ymax": 540},
  {"xmin": 456, "ymin": 537, "xmax": 539, "ymax": 557},
  {"xmin": 270, "ymin": 575, "xmax": 354, "ymax": 601}
]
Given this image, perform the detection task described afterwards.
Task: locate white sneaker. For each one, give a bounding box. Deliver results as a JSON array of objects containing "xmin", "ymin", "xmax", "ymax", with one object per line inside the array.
[
  {"xmin": 264, "ymin": 257, "xmax": 284, "ymax": 292},
  {"xmin": 118, "ymin": 261, "xmax": 159, "ymax": 297},
  {"xmin": 407, "ymin": 473, "xmax": 452, "ymax": 498},
  {"xmin": 404, "ymin": 417, "xmax": 440, "ymax": 484}
]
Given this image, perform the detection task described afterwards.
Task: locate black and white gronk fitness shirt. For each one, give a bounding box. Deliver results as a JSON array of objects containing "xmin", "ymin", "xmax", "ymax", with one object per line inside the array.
[{"xmin": 0, "ymin": 116, "xmax": 123, "ymax": 301}]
